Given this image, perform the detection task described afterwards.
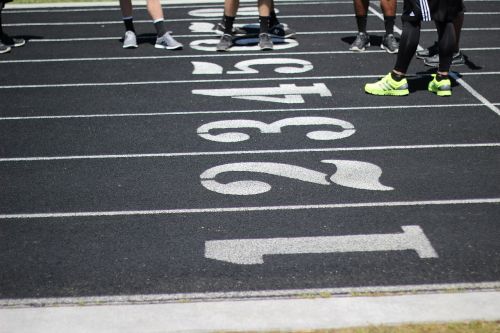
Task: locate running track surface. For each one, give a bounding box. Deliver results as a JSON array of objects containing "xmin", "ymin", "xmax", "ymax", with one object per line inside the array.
[{"xmin": 0, "ymin": 0, "xmax": 499, "ymax": 308}]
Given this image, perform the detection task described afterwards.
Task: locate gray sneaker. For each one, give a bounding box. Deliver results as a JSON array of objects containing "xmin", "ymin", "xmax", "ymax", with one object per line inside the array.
[
  {"xmin": 381, "ymin": 33, "xmax": 399, "ymax": 53},
  {"xmin": 122, "ymin": 30, "xmax": 138, "ymax": 49},
  {"xmin": 216, "ymin": 33, "xmax": 233, "ymax": 52},
  {"xmin": 416, "ymin": 41, "xmax": 439, "ymax": 59},
  {"xmin": 258, "ymin": 33, "xmax": 273, "ymax": 51},
  {"xmin": 0, "ymin": 42, "xmax": 11, "ymax": 54},
  {"xmin": 350, "ymin": 32, "xmax": 370, "ymax": 52},
  {"xmin": 155, "ymin": 31, "xmax": 183, "ymax": 50},
  {"xmin": 423, "ymin": 51, "xmax": 465, "ymax": 67}
]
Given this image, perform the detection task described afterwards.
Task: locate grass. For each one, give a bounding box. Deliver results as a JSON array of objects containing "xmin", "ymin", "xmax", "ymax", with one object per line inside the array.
[{"xmin": 221, "ymin": 321, "xmax": 500, "ymax": 333}]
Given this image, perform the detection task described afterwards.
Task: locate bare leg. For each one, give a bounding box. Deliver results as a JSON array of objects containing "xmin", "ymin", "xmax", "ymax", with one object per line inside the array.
[{"xmin": 146, "ymin": 0, "xmax": 164, "ymax": 21}]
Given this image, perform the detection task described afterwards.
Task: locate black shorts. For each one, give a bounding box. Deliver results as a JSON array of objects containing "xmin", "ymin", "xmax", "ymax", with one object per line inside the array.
[{"xmin": 401, "ymin": 0, "xmax": 465, "ymax": 22}]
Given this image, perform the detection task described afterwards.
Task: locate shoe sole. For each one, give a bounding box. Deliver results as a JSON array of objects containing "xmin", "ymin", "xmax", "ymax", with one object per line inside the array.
[
  {"xmin": 428, "ymin": 88, "xmax": 452, "ymax": 97},
  {"xmin": 123, "ymin": 44, "xmax": 138, "ymax": 49},
  {"xmin": 365, "ymin": 86, "xmax": 409, "ymax": 96},
  {"xmin": 0, "ymin": 47, "xmax": 11, "ymax": 54},
  {"xmin": 155, "ymin": 44, "xmax": 183, "ymax": 50},
  {"xmin": 380, "ymin": 44, "xmax": 398, "ymax": 54},
  {"xmin": 350, "ymin": 43, "xmax": 370, "ymax": 52}
]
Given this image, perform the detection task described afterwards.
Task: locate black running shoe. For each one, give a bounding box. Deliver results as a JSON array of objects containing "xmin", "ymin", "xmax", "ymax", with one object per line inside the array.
[
  {"xmin": 1, "ymin": 33, "xmax": 26, "ymax": 48},
  {"xmin": 0, "ymin": 41, "xmax": 11, "ymax": 54},
  {"xmin": 268, "ymin": 23, "xmax": 296, "ymax": 39},
  {"xmin": 213, "ymin": 22, "xmax": 248, "ymax": 37}
]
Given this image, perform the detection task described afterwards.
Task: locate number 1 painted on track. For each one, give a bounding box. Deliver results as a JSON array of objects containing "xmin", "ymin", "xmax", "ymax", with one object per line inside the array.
[{"xmin": 205, "ymin": 225, "xmax": 438, "ymax": 264}]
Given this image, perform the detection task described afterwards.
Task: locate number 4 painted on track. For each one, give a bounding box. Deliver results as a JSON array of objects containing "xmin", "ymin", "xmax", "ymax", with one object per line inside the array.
[{"xmin": 192, "ymin": 83, "xmax": 332, "ymax": 104}]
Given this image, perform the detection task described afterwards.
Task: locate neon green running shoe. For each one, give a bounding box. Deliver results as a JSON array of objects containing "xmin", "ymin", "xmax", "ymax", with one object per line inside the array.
[
  {"xmin": 364, "ymin": 73, "xmax": 409, "ymax": 96},
  {"xmin": 428, "ymin": 74, "xmax": 452, "ymax": 97}
]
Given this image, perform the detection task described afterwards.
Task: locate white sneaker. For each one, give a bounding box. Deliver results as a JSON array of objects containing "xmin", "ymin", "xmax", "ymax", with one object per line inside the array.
[
  {"xmin": 123, "ymin": 30, "xmax": 138, "ymax": 49},
  {"xmin": 155, "ymin": 31, "xmax": 183, "ymax": 50}
]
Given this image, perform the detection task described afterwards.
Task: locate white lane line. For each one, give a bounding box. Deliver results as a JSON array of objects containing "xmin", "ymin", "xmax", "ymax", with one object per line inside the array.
[
  {"xmin": 0, "ymin": 143, "xmax": 498, "ymax": 162},
  {"xmin": 0, "ymin": 75, "xmax": 381, "ymax": 89},
  {"xmin": 2, "ymin": 72, "xmax": 500, "ymax": 89},
  {"xmin": 4, "ymin": 12, "xmax": 499, "ymax": 26},
  {"xmin": 2, "ymin": 47, "xmax": 499, "ymax": 64},
  {"xmin": 18, "ymin": 30, "xmax": 500, "ymax": 43},
  {"xmin": 2, "ymin": 14, "xmax": 355, "ymax": 27},
  {"xmin": 0, "ymin": 198, "xmax": 499, "ymax": 220},
  {"xmin": 3, "ymin": 292, "xmax": 497, "ymax": 333},
  {"xmin": 1, "ymin": 281, "xmax": 499, "ymax": 307},
  {"xmin": 0, "ymin": 103, "xmax": 491, "ymax": 121},
  {"xmin": 369, "ymin": 6, "xmax": 500, "ymax": 117},
  {"xmin": 450, "ymin": 72, "xmax": 500, "ymax": 116},
  {"xmin": 4, "ymin": 0, "xmax": 349, "ymax": 11}
]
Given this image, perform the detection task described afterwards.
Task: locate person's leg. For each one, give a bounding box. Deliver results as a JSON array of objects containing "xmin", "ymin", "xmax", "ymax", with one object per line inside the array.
[
  {"xmin": 216, "ymin": 0, "xmax": 239, "ymax": 51},
  {"xmin": 428, "ymin": 20, "xmax": 454, "ymax": 96},
  {"xmin": 379, "ymin": 0, "xmax": 398, "ymax": 53},
  {"xmin": 453, "ymin": 11, "xmax": 463, "ymax": 53},
  {"xmin": 119, "ymin": 0, "xmax": 138, "ymax": 48},
  {"xmin": 0, "ymin": 2, "xmax": 25, "ymax": 50},
  {"xmin": 365, "ymin": 19, "xmax": 421, "ymax": 96},
  {"xmin": 148, "ymin": 0, "xmax": 183, "ymax": 49},
  {"xmin": 380, "ymin": 0, "xmax": 396, "ymax": 34},
  {"xmin": 0, "ymin": 4, "xmax": 10, "ymax": 54},
  {"xmin": 350, "ymin": 0, "xmax": 370, "ymax": 51},
  {"xmin": 393, "ymin": 19, "xmax": 421, "ymax": 75},
  {"xmin": 258, "ymin": 0, "xmax": 273, "ymax": 50}
]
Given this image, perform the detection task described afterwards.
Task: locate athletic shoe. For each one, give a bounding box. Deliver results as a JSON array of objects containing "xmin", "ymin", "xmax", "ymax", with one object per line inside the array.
[
  {"xmin": 122, "ymin": 30, "xmax": 138, "ymax": 49},
  {"xmin": 0, "ymin": 42, "xmax": 11, "ymax": 54},
  {"xmin": 381, "ymin": 33, "xmax": 399, "ymax": 54},
  {"xmin": 268, "ymin": 23, "xmax": 296, "ymax": 38},
  {"xmin": 155, "ymin": 31, "xmax": 183, "ymax": 50},
  {"xmin": 364, "ymin": 73, "xmax": 409, "ymax": 96},
  {"xmin": 216, "ymin": 33, "xmax": 233, "ymax": 52},
  {"xmin": 428, "ymin": 74, "xmax": 452, "ymax": 97},
  {"xmin": 416, "ymin": 41, "xmax": 438, "ymax": 59},
  {"xmin": 213, "ymin": 22, "xmax": 248, "ymax": 36},
  {"xmin": 349, "ymin": 32, "xmax": 370, "ymax": 52},
  {"xmin": 423, "ymin": 51, "xmax": 465, "ymax": 67},
  {"xmin": 258, "ymin": 33, "xmax": 273, "ymax": 50},
  {"xmin": 0, "ymin": 33, "xmax": 26, "ymax": 48}
]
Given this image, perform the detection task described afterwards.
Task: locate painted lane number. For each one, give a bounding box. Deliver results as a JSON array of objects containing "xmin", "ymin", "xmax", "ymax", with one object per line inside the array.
[
  {"xmin": 205, "ymin": 225, "xmax": 438, "ymax": 264},
  {"xmin": 200, "ymin": 160, "xmax": 393, "ymax": 195},
  {"xmin": 197, "ymin": 117, "xmax": 355, "ymax": 142}
]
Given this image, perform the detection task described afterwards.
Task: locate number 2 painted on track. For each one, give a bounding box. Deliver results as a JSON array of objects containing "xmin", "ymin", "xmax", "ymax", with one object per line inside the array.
[{"xmin": 200, "ymin": 160, "xmax": 394, "ymax": 195}]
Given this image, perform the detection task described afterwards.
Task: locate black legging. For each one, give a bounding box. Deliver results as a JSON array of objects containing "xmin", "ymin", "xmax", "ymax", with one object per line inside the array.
[{"xmin": 394, "ymin": 19, "xmax": 456, "ymax": 74}]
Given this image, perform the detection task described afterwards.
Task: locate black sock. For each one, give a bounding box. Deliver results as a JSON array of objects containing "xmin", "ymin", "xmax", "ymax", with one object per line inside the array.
[
  {"xmin": 384, "ymin": 16, "xmax": 395, "ymax": 35},
  {"xmin": 153, "ymin": 19, "xmax": 167, "ymax": 37},
  {"xmin": 270, "ymin": 10, "xmax": 279, "ymax": 27},
  {"xmin": 222, "ymin": 15, "xmax": 235, "ymax": 35},
  {"xmin": 123, "ymin": 16, "xmax": 135, "ymax": 32},
  {"xmin": 391, "ymin": 71, "xmax": 405, "ymax": 81},
  {"xmin": 355, "ymin": 15, "xmax": 367, "ymax": 33},
  {"xmin": 436, "ymin": 73, "xmax": 448, "ymax": 81},
  {"xmin": 259, "ymin": 16, "xmax": 271, "ymax": 34}
]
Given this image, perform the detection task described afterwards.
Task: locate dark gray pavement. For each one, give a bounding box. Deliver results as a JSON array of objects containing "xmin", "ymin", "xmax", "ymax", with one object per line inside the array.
[{"xmin": 0, "ymin": 0, "xmax": 499, "ymax": 304}]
